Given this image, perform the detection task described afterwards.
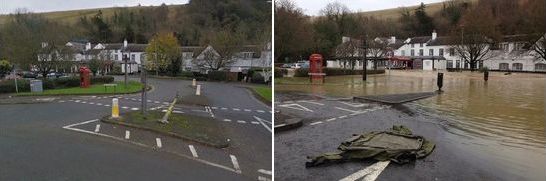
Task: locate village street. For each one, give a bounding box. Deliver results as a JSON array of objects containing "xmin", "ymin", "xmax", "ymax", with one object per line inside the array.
[{"xmin": 0, "ymin": 76, "xmax": 272, "ymax": 181}]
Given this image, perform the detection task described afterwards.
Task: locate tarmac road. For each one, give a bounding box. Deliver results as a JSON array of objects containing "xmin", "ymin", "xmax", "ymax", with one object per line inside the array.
[
  {"xmin": 0, "ymin": 76, "xmax": 271, "ymax": 180},
  {"xmin": 274, "ymin": 92, "xmax": 544, "ymax": 181}
]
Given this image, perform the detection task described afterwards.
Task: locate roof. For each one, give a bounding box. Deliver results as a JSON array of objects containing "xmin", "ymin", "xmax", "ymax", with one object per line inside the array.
[
  {"xmin": 122, "ymin": 44, "xmax": 148, "ymax": 52},
  {"xmin": 501, "ymin": 34, "xmax": 536, "ymax": 43},
  {"xmin": 104, "ymin": 43, "xmax": 123, "ymax": 50},
  {"xmin": 409, "ymin": 36, "xmax": 431, "ymax": 44},
  {"xmin": 426, "ymin": 36, "xmax": 456, "ymax": 46}
]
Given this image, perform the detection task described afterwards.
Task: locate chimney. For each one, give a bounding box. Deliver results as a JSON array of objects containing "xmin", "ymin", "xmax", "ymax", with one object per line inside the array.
[
  {"xmin": 390, "ymin": 36, "xmax": 396, "ymax": 44},
  {"xmin": 85, "ymin": 42, "xmax": 91, "ymax": 50},
  {"xmin": 432, "ymin": 30, "xmax": 437, "ymax": 40},
  {"xmin": 123, "ymin": 39, "xmax": 128, "ymax": 48},
  {"xmin": 342, "ymin": 36, "xmax": 351, "ymax": 43}
]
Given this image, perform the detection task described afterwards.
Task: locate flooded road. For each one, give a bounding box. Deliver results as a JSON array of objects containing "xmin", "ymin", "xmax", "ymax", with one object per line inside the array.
[{"xmin": 276, "ymin": 70, "xmax": 546, "ymax": 180}]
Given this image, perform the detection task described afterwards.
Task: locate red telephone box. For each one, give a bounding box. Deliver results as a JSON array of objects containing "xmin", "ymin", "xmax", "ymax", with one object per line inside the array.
[
  {"xmin": 309, "ymin": 54, "xmax": 325, "ymax": 83},
  {"xmin": 79, "ymin": 66, "xmax": 91, "ymax": 88}
]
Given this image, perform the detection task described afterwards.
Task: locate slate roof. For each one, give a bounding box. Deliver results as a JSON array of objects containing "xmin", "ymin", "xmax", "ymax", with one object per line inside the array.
[
  {"xmin": 426, "ymin": 36, "xmax": 456, "ymax": 46},
  {"xmin": 409, "ymin": 36, "xmax": 431, "ymax": 44}
]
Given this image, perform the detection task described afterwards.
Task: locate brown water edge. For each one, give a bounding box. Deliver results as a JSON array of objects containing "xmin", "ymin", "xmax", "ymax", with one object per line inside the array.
[{"xmin": 276, "ymin": 70, "xmax": 546, "ymax": 179}]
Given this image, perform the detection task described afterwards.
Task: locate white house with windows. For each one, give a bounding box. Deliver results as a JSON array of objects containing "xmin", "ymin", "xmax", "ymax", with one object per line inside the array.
[
  {"xmin": 189, "ymin": 42, "xmax": 272, "ymax": 74},
  {"xmin": 329, "ymin": 31, "xmax": 546, "ymax": 72}
]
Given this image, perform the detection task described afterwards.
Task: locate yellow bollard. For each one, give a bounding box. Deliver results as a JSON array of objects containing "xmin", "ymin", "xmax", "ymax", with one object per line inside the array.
[
  {"xmin": 196, "ymin": 85, "xmax": 201, "ymax": 95},
  {"xmin": 112, "ymin": 98, "xmax": 119, "ymax": 118},
  {"xmin": 192, "ymin": 79, "xmax": 196, "ymax": 87}
]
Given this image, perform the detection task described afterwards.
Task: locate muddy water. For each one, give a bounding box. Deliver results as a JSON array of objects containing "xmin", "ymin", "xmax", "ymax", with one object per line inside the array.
[{"xmin": 276, "ymin": 70, "xmax": 546, "ymax": 179}]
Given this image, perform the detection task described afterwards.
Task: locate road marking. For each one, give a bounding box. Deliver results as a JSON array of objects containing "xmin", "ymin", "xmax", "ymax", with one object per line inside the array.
[
  {"xmin": 258, "ymin": 176, "xmax": 271, "ymax": 181},
  {"xmin": 74, "ymin": 100, "xmax": 80, "ymax": 102},
  {"xmin": 94, "ymin": 124, "xmax": 101, "ymax": 133},
  {"xmin": 274, "ymin": 124, "xmax": 286, "ymax": 128},
  {"xmin": 237, "ymin": 120, "xmax": 246, "ymax": 124},
  {"xmin": 233, "ymin": 108, "xmax": 240, "ymax": 111},
  {"xmin": 122, "ymin": 106, "xmax": 129, "ymax": 109},
  {"xmin": 339, "ymin": 161, "xmax": 390, "ymax": 181},
  {"xmin": 339, "ymin": 101, "xmax": 367, "ymax": 108},
  {"xmin": 104, "ymin": 104, "xmax": 110, "ymax": 107},
  {"xmin": 156, "ymin": 138, "xmax": 162, "ymax": 148},
  {"xmin": 89, "ymin": 102, "xmax": 95, "ymax": 105},
  {"xmin": 173, "ymin": 110, "xmax": 184, "ymax": 114},
  {"xmin": 251, "ymin": 121, "xmax": 260, "ymax": 125},
  {"xmin": 223, "ymin": 119, "xmax": 232, "ymax": 122},
  {"xmin": 221, "ymin": 107, "xmax": 228, "ymax": 110},
  {"xmin": 81, "ymin": 101, "xmax": 87, "ymax": 104},
  {"xmin": 326, "ymin": 118, "xmax": 337, "ymax": 122},
  {"xmin": 258, "ymin": 169, "xmax": 272, "ymax": 175},
  {"xmin": 253, "ymin": 116, "xmax": 272, "ymax": 132},
  {"xmin": 154, "ymin": 101, "xmax": 160, "ymax": 103},
  {"xmin": 244, "ymin": 109, "xmax": 251, "ymax": 112},
  {"xmin": 335, "ymin": 107, "xmax": 359, "ymax": 113},
  {"xmin": 63, "ymin": 120, "xmax": 241, "ymax": 174},
  {"xmin": 131, "ymin": 107, "xmax": 139, "ymax": 111},
  {"xmin": 256, "ymin": 110, "xmax": 265, "ymax": 113},
  {"xmin": 310, "ymin": 121, "xmax": 323, "ymax": 125},
  {"xmin": 96, "ymin": 103, "xmax": 102, "ymax": 106},
  {"xmin": 298, "ymin": 100, "xmax": 325, "ymax": 105},
  {"xmin": 189, "ymin": 145, "xmax": 198, "ymax": 158},
  {"xmin": 211, "ymin": 107, "xmax": 218, "ymax": 109},
  {"xmin": 163, "ymin": 102, "xmax": 170, "ymax": 104},
  {"xmin": 125, "ymin": 130, "xmax": 130, "ymax": 139},
  {"xmin": 338, "ymin": 115, "xmax": 348, "ymax": 119},
  {"xmin": 59, "ymin": 100, "xmax": 65, "ymax": 103},
  {"xmin": 230, "ymin": 155, "xmax": 242, "ymax": 174},
  {"xmin": 278, "ymin": 103, "xmax": 314, "ymax": 112}
]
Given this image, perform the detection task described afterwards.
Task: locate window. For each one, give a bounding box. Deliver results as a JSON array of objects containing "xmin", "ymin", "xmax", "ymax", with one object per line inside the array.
[
  {"xmin": 499, "ymin": 63, "xmax": 509, "ymax": 70},
  {"xmin": 503, "ymin": 43, "xmax": 509, "ymax": 51},
  {"xmin": 131, "ymin": 54, "xmax": 135, "ymax": 61},
  {"xmin": 241, "ymin": 52, "xmax": 254, "ymax": 59},
  {"xmin": 447, "ymin": 60, "xmax": 453, "ymax": 68},
  {"xmin": 429, "ymin": 49, "xmax": 434, "ymax": 56},
  {"xmin": 456, "ymin": 60, "xmax": 460, "ymax": 68},
  {"xmin": 419, "ymin": 49, "xmax": 423, "ymax": 56},
  {"xmin": 401, "ymin": 50, "xmax": 405, "ymax": 56},
  {"xmin": 439, "ymin": 49, "xmax": 444, "ymax": 56},
  {"xmin": 183, "ymin": 52, "xmax": 194, "ymax": 59},
  {"xmin": 512, "ymin": 63, "xmax": 523, "ymax": 71},
  {"xmin": 535, "ymin": 63, "xmax": 546, "ymax": 71},
  {"xmin": 449, "ymin": 48, "xmax": 455, "ymax": 56},
  {"xmin": 411, "ymin": 44, "xmax": 415, "ymax": 48},
  {"xmin": 411, "ymin": 50, "xmax": 415, "ymax": 56},
  {"xmin": 419, "ymin": 43, "xmax": 423, "ymax": 47}
]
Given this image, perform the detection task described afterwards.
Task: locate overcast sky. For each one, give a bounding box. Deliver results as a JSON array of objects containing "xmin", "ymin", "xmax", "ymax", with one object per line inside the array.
[
  {"xmin": 0, "ymin": 0, "xmax": 190, "ymax": 14},
  {"xmin": 290, "ymin": 0, "xmax": 446, "ymax": 16}
]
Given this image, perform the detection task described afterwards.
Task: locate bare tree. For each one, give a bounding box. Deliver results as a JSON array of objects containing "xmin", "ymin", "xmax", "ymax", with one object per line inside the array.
[
  {"xmin": 533, "ymin": 34, "xmax": 546, "ymax": 61},
  {"xmin": 367, "ymin": 39, "xmax": 389, "ymax": 70},
  {"xmin": 335, "ymin": 38, "xmax": 359, "ymax": 70},
  {"xmin": 197, "ymin": 30, "xmax": 244, "ymax": 70}
]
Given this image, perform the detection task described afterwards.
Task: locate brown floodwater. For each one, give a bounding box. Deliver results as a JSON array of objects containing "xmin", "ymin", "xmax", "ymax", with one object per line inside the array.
[{"xmin": 276, "ymin": 70, "xmax": 546, "ymax": 179}]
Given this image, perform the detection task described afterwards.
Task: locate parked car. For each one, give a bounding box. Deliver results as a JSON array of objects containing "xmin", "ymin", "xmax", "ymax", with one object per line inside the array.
[
  {"xmin": 47, "ymin": 72, "xmax": 65, "ymax": 78},
  {"xmin": 290, "ymin": 62, "xmax": 309, "ymax": 69},
  {"xmin": 281, "ymin": 63, "xmax": 292, "ymax": 68},
  {"xmin": 22, "ymin": 71, "xmax": 38, "ymax": 79}
]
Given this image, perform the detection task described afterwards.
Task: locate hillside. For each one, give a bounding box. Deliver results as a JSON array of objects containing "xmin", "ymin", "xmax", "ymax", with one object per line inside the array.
[
  {"xmin": 0, "ymin": 4, "xmax": 185, "ymax": 25},
  {"xmin": 355, "ymin": 0, "xmax": 478, "ymax": 19}
]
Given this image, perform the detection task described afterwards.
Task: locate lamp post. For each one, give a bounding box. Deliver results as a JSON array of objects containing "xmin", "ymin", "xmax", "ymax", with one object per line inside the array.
[
  {"xmin": 123, "ymin": 53, "xmax": 128, "ymax": 89},
  {"xmin": 140, "ymin": 64, "xmax": 147, "ymax": 116},
  {"xmin": 361, "ymin": 34, "xmax": 368, "ymax": 81}
]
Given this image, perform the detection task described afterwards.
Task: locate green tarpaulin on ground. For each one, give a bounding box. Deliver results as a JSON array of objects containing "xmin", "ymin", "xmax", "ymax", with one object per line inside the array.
[{"xmin": 306, "ymin": 125, "xmax": 435, "ymax": 167}]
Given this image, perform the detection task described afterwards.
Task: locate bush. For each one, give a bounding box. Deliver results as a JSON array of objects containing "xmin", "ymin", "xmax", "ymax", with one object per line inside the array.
[
  {"xmin": 0, "ymin": 79, "xmax": 30, "ymax": 93},
  {"xmin": 251, "ymin": 72, "xmax": 265, "ymax": 84},
  {"xmin": 294, "ymin": 68, "xmax": 385, "ymax": 77},
  {"xmin": 91, "ymin": 76, "xmax": 115, "ymax": 84},
  {"xmin": 207, "ymin": 71, "xmax": 228, "ymax": 81},
  {"xmin": 274, "ymin": 68, "xmax": 287, "ymax": 78}
]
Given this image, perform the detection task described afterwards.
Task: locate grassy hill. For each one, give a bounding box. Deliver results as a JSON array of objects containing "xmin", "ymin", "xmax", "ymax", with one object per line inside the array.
[
  {"xmin": 0, "ymin": 4, "xmax": 185, "ymax": 25},
  {"xmin": 355, "ymin": 0, "xmax": 478, "ymax": 20}
]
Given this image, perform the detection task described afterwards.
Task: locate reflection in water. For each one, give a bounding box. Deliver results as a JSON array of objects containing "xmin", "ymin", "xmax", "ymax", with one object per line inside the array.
[{"xmin": 276, "ymin": 70, "xmax": 545, "ymax": 179}]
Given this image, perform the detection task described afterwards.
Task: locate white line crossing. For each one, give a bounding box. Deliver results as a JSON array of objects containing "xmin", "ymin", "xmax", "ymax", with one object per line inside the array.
[
  {"xmin": 156, "ymin": 138, "xmax": 162, "ymax": 148},
  {"xmin": 230, "ymin": 155, "xmax": 242, "ymax": 174},
  {"xmin": 125, "ymin": 130, "xmax": 130, "ymax": 139},
  {"xmin": 339, "ymin": 161, "xmax": 390, "ymax": 181},
  {"xmin": 310, "ymin": 121, "xmax": 323, "ymax": 125},
  {"xmin": 189, "ymin": 145, "xmax": 198, "ymax": 158},
  {"xmin": 94, "ymin": 124, "xmax": 101, "ymax": 133}
]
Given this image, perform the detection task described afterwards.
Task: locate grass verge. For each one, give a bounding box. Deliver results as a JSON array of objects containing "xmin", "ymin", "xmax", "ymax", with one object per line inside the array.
[
  {"xmin": 16, "ymin": 81, "xmax": 143, "ymax": 96},
  {"xmin": 102, "ymin": 110, "xmax": 228, "ymax": 148},
  {"xmin": 252, "ymin": 86, "xmax": 272, "ymax": 102}
]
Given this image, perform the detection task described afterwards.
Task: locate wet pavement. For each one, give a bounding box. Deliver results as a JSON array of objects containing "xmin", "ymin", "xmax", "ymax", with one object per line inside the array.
[{"xmin": 275, "ymin": 70, "xmax": 545, "ymax": 181}]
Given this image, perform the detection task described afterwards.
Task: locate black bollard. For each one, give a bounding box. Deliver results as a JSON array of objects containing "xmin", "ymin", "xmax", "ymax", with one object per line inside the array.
[
  {"xmin": 437, "ymin": 72, "xmax": 444, "ymax": 92},
  {"xmin": 484, "ymin": 69, "xmax": 489, "ymax": 81}
]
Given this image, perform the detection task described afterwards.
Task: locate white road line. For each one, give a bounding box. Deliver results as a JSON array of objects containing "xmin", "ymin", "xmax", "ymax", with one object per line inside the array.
[
  {"xmin": 233, "ymin": 108, "xmax": 240, "ymax": 111},
  {"xmin": 131, "ymin": 107, "xmax": 139, "ymax": 111},
  {"xmin": 96, "ymin": 103, "xmax": 103, "ymax": 106},
  {"xmin": 221, "ymin": 107, "xmax": 228, "ymax": 110},
  {"xmin": 74, "ymin": 100, "xmax": 81, "ymax": 102},
  {"xmin": 258, "ymin": 169, "xmax": 272, "ymax": 175},
  {"xmin": 339, "ymin": 161, "xmax": 390, "ymax": 181},
  {"xmin": 338, "ymin": 115, "xmax": 348, "ymax": 119},
  {"xmin": 173, "ymin": 110, "xmax": 184, "ymax": 114},
  {"xmin": 62, "ymin": 119, "xmax": 99, "ymax": 129},
  {"xmin": 189, "ymin": 145, "xmax": 198, "ymax": 158},
  {"xmin": 244, "ymin": 109, "xmax": 251, "ymax": 112},
  {"xmin": 156, "ymin": 138, "xmax": 162, "ymax": 148},
  {"xmin": 81, "ymin": 101, "xmax": 87, "ymax": 103},
  {"xmin": 278, "ymin": 103, "xmax": 314, "ymax": 112},
  {"xmin": 253, "ymin": 116, "xmax": 272, "ymax": 133},
  {"xmin": 335, "ymin": 107, "xmax": 359, "ymax": 113},
  {"xmin": 326, "ymin": 118, "xmax": 337, "ymax": 122},
  {"xmin": 63, "ymin": 123, "xmax": 241, "ymax": 174},
  {"xmin": 258, "ymin": 176, "xmax": 271, "ymax": 181},
  {"xmin": 104, "ymin": 104, "xmax": 110, "ymax": 107},
  {"xmin": 89, "ymin": 102, "xmax": 95, "ymax": 105},
  {"xmin": 310, "ymin": 121, "xmax": 323, "ymax": 125},
  {"xmin": 154, "ymin": 101, "xmax": 160, "ymax": 103},
  {"xmin": 223, "ymin": 119, "xmax": 232, "ymax": 122},
  {"xmin": 274, "ymin": 124, "xmax": 286, "ymax": 128},
  {"xmin": 122, "ymin": 106, "xmax": 129, "ymax": 109},
  {"xmin": 339, "ymin": 101, "xmax": 367, "ymax": 108},
  {"xmin": 237, "ymin": 120, "xmax": 246, "ymax": 124},
  {"xmin": 94, "ymin": 124, "xmax": 101, "ymax": 133},
  {"xmin": 163, "ymin": 102, "xmax": 170, "ymax": 104},
  {"xmin": 256, "ymin": 110, "xmax": 265, "ymax": 113},
  {"xmin": 298, "ymin": 100, "xmax": 325, "ymax": 105},
  {"xmin": 230, "ymin": 155, "xmax": 242, "ymax": 174},
  {"xmin": 211, "ymin": 107, "xmax": 218, "ymax": 109},
  {"xmin": 59, "ymin": 100, "xmax": 65, "ymax": 103},
  {"xmin": 125, "ymin": 130, "xmax": 130, "ymax": 139},
  {"xmin": 251, "ymin": 121, "xmax": 260, "ymax": 125}
]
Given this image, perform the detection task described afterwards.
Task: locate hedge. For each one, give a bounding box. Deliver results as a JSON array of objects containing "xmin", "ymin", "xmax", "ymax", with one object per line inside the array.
[
  {"xmin": 294, "ymin": 68, "xmax": 385, "ymax": 77},
  {"xmin": 0, "ymin": 76, "xmax": 114, "ymax": 93},
  {"xmin": 207, "ymin": 70, "xmax": 228, "ymax": 81},
  {"xmin": 274, "ymin": 68, "xmax": 287, "ymax": 78}
]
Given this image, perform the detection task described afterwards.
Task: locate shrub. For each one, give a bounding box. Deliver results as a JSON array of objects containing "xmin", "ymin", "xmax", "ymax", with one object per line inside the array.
[
  {"xmin": 294, "ymin": 68, "xmax": 309, "ymax": 77},
  {"xmin": 208, "ymin": 70, "xmax": 228, "ymax": 81},
  {"xmin": 274, "ymin": 68, "xmax": 287, "ymax": 78},
  {"xmin": 0, "ymin": 79, "xmax": 30, "ymax": 93},
  {"xmin": 251, "ymin": 72, "xmax": 265, "ymax": 84},
  {"xmin": 91, "ymin": 76, "xmax": 115, "ymax": 84},
  {"xmin": 180, "ymin": 71, "xmax": 194, "ymax": 77}
]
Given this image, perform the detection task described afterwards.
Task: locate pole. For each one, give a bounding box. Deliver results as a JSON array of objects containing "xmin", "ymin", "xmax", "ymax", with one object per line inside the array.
[
  {"xmin": 124, "ymin": 54, "xmax": 128, "ymax": 89},
  {"xmin": 141, "ymin": 66, "xmax": 147, "ymax": 115},
  {"xmin": 362, "ymin": 35, "xmax": 368, "ymax": 81}
]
